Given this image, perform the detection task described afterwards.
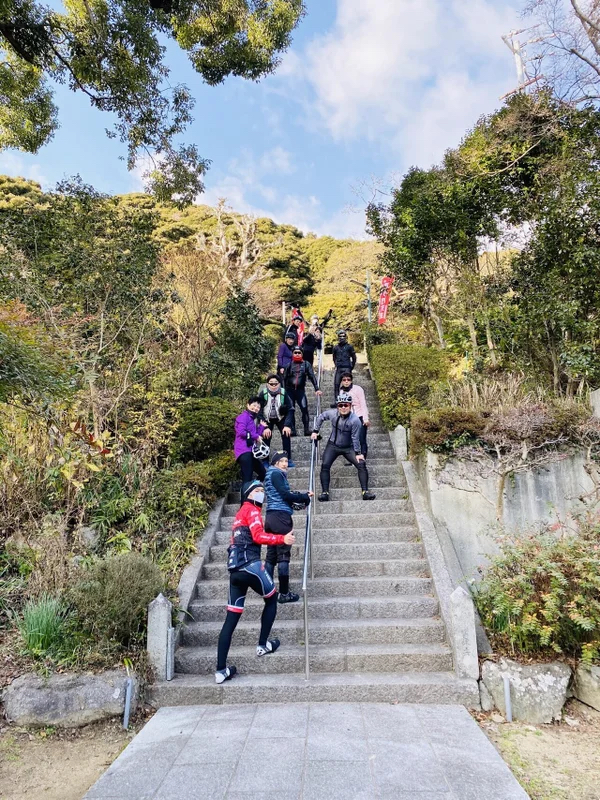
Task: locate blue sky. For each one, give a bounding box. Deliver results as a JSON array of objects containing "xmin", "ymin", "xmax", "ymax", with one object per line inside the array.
[{"xmin": 0, "ymin": 0, "xmax": 522, "ymax": 238}]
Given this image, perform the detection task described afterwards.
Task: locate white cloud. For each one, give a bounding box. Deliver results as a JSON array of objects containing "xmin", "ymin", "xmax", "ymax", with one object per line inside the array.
[
  {"xmin": 284, "ymin": 0, "xmax": 520, "ymax": 169},
  {"xmin": 0, "ymin": 152, "xmax": 50, "ymax": 188}
]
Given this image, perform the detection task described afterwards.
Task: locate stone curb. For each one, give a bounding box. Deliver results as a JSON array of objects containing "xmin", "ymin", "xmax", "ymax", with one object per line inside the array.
[{"xmin": 175, "ymin": 497, "xmax": 225, "ymax": 645}]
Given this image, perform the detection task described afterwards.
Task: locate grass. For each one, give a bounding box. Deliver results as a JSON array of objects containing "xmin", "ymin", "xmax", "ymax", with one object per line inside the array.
[{"xmin": 17, "ymin": 595, "xmax": 70, "ymax": 659}]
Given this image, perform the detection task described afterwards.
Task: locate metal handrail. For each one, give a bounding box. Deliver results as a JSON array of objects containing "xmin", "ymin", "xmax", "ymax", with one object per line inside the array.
[{"xmin": 301, "ymin": 341, "xmax": 324, "ymax": 679}]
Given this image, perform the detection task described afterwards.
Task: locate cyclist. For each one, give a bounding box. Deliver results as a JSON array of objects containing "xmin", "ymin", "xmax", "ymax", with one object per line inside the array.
[
  {"xmin": 258, "ymin": 374, "xmax": 294, "ymax": 465},
  {"xmin": 215, "ymin": 480, "xmax": 295, "ymax": 684},
  {"xmin": 339, "ymin": 371, "xmax": 370, "ymax": 457},
  {"xmin": 283, "ymin": 346, "xmax": 322, "ymax": 436},
  {"xmin": 277, "ymin": 332, "xmax": 296, "ymax": 376},
  {"xmin": 332, "ymin": 329, "xmax": 357, "ymax": 399},
  {"xmin": 264, "ymin": 451, "xmax": 312, "ymax": 603},
  {"xmin": 312, "ymin": 393, "xmax": 376, "ymax": 501},
  {"xmin": 302, "ymin": 323, "xmax": 323, "ymax": 367},
  {"xmin": 233, "ymin": 396, "xmax": 269, "ymax": 484}
]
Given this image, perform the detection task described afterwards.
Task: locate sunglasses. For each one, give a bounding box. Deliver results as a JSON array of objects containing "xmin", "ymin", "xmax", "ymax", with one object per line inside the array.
[
  {"xmin": 337, "ymin": 403, "xmax": 351, "ymax": 408},
  {"xmin": 268, "ymin": 381, "xmax": 280, "ymax": 386}
]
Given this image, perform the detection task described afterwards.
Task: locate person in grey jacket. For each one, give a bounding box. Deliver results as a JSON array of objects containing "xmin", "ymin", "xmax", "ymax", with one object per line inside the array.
[{"xmin": 311, "ymin": 393, "xmax": 376, "ymax": 502}]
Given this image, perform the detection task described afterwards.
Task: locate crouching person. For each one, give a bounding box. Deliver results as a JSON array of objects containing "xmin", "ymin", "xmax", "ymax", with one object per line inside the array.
[
  {"xmin": 215, "ymin": 481, "xmax": 295, "ymax": 684},
  {"xmin": 264, "ymin": 452, "xmax": 313, "ymax": 603}
]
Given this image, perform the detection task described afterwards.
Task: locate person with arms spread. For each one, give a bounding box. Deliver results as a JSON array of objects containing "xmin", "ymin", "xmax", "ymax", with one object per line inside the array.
[
  {"xmin": 312, "ymin": 393, "xmax": 376, "ymax": 502},
  {"xmin": 258, "ymin": 373, "xmax": 294, "ymax": 465},
  {"xmin": 215, "ymin": 480, "xmax": 295, "ymax": 684}
]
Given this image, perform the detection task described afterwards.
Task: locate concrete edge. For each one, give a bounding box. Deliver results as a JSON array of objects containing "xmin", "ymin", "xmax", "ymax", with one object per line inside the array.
[
  {"xmin": 175, "ymin": 496, "xmax": 225, "ymax": 644},
  {"xmin": 401, "ymin": 457, "xmax": 480, "ymax": 695}
]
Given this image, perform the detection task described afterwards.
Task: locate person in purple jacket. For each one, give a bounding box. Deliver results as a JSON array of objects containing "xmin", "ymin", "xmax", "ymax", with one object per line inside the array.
[
  {"xmin": 234, "ymin": 396, "xmax": 269, "ymax": 484},
  {"xmin": 277, "ymin": 333, "xmax": 296, "ymax": 376}
]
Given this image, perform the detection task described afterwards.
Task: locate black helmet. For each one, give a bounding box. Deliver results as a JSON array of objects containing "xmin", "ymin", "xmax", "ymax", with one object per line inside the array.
[
  {"xmin": 241, "ymin": 480, "xmax": 264, "ymax": 504},
  {"xmin": 337, "ymin": 329, "xmax": 347, "ymax": 341}
]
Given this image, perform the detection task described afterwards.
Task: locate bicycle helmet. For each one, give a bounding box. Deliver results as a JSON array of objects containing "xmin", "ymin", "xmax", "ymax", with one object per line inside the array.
[
  {"xmin": 252, "ymin": 440, "xmax": 270, "ymax": 460},
  {"xmin": 336, "ymin": 392, "xmax": 353, "ymax": 405}
]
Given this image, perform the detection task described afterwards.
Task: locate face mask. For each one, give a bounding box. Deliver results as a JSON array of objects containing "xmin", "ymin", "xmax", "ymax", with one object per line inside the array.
[
  {"xmin": 292, "ymin": 353, "xmax": 303, "ymax": 362},
  {"xmin": 251, "ymin": 491, "xmax": 265, "ymax": 504},
  {"xmin": 249, "ymin": 409, "xmax": 258, "ymax": 418}
]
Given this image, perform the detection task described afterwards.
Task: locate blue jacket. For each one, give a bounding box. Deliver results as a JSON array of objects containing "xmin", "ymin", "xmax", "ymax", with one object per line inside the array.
[{"xmin": 264, "ymin": 466, "xmax": 310, "ymax": 515}]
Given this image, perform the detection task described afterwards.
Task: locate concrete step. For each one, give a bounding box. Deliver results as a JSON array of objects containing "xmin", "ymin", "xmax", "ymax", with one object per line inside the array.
[
  {"xmin": 203, "ymin": 558, "xmax": 430, "ymax": 581},
  {"xmin": 196, "ymin": 575, "xmax": 432, "ymax": 600},
  {"xmin": 226, "ymin": 486, "xmax": 406, "ymax": 504},
  {"xmin": 188, "ymin": 595, "xmax": 440, "ymax": 623},
  {"xmin": 148, "ymin": 672, "xmax": 480, "ymax": 708},
  {"xmin": 291, "ymin": 466, "xmax": 404, "ymax": 481},
  {"xmin": 222, "ymin": 499, "xmax": 410, "ymax": 516},
  {"xmin": 175, "ymin": 643, "xmax": 453, "ymax": 675},
  {"xmin": 181, "ymin": 617, "xmax": 445, "ymax": 648},
  {"xmin": 214, "ymin": 525, "xmax": 419, "ymax": 546},
  {"xmin": 209, "ymin": 541, "xmax": 424, "ymax": 563},
  {"xmin": 221, "ymin": 512, "xmax": 415, "ymax": 529}
]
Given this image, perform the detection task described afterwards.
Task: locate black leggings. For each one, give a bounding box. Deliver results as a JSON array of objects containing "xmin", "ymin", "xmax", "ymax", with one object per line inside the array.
[
  {"xmin": 217, "ymin": 563, "xmax": 278, "ymax": 670},
  {"xmin": 287, "ymin": 387, "xmax": 310, "ymax": 434},
  {"xmin": 266, "ymin": 418, "xmax": 292, "ymax": 458},
  {"xmin": 320, "ymin": 442, "xmax": 368, "ymax": 492},
  {"xmin": 265, "ymin": 510, "xmax": 294, "ymax": 594},
  {"xmin": 237, "ymin": 452, "xmax": 266, "ymax": 485}
]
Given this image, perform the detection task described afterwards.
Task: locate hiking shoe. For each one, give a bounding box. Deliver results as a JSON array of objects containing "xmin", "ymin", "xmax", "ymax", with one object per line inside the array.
[
  {"xmin": 362, "ymin": 490, "xmax": 376, "ymax": 501},
  {"xmin": 287, "ymin": 460, "xmax": 296, "ymax": 468},
  {"xmin": 303, "ymin": 430, "xmax": 311, "ymax": 436},
  {"xmin": 257, "ymin": 639, "xmax": 280, "ymax": 657},
  {"xmin": 318, "ymin": 491, "xmax": 330, "ymax": 502},
  {"xmin": 278, "ymin": 591, "xmax": 300, "ymax": 604},
  {"xmin": 214, "ymin": 665, "xmax": 237, "ymax": 684}
]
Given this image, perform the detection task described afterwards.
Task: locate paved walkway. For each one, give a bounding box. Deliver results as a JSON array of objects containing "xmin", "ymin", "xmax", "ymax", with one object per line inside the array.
[{"xmin": 84, "ymin": 703, "xmax": 528, "ymax": 800}]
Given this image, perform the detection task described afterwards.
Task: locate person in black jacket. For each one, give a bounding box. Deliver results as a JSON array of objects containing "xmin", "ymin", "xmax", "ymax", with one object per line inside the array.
[
  {"xmin": 284, "ymin": 347, "xmax": 322, "ymax": 436},
  {"xmin": 258, "ymin": 374, "xmax": 295, "ymax": 465},
  {"xmin": 332, "ymin": 329, "xmax": 357, "ymax": 399},
  {"xmin": 302, "ymin": 323, "xmax": 323, "ymax": 367},
  {"xmin": 312, "ymin": 393, "xmax": 376, "ymax": 501}
]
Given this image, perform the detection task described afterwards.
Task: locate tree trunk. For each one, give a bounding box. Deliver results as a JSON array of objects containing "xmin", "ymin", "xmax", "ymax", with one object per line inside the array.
[
  {"xmin": 496, "ymin": 471, "xmax": 507, "ymax": 521},
  {"xmin": 466, "ymin": 314, "xmax": 479, "ymax": 360},
  {"xmin": 485, "ymin": 318, "xmax": 498, "ymax": 367},
  {"xmin": 431, "ymin": 312, "xmax": 446, "ymax": 349}
]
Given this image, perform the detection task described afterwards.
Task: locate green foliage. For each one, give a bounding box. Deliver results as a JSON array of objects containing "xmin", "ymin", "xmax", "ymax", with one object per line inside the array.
[
  {"xmin": 70, "ymin": 552, "xmax": 163, "ymax": 648},
  {"xmin": 369, "ymin": 344, "xmax": 450, "ymax": 428},
  {"xmin": 411, "ymin": 409, "xmax": 486, "ymax": 456},
  {"xmin": 196, "ymin": 289, "xmax": 274, "ymax": 399},
  {"xmin": 475, "ymin": 518, "xmax": 600, "ymax": 663},
  {"xmin": 172, "ymin": 397, "xmax": 238, "ymax": 462},
  {"xmin": 0, "ymin": 0, "xmax": 304, "ymax": 202},
  {"xmin": 17, "ymin": 595, "xmax": 70, "ymax": 659},
  {"xmin": 0, "ymin": 323, "xmax": 67, "ymax": 402}
]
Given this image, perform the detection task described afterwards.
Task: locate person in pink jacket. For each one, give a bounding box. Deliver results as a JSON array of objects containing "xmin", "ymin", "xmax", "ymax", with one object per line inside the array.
[{"xmin": 339, "ymin": 372, "xmax": 369, "ymax": 457}]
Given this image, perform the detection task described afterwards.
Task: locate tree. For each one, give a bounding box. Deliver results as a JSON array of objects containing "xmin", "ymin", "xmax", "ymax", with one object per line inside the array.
[{"xmin": 0, "ymin": 0, "xmax": 305, "ymax": 203}]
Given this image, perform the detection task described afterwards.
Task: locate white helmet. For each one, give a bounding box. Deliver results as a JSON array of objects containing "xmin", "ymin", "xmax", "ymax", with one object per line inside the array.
[
  {"xmin": 336, "ymin": 392, "xmax": 353, "ymax": 405},
  {"xmin": 252, "ymin": 440, "xmax": 270, "ymax": 460}
]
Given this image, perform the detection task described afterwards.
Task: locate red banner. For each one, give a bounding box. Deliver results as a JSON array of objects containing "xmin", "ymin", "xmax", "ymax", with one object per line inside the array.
[{"xmin": 377, "ymin": 277, "xmax": 394, "ymax": 325}]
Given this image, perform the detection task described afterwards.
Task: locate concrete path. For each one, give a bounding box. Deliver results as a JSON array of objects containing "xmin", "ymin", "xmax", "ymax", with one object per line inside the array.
[{"xmin": 84, "ymin": 703, "xmax": 528, "ymax": 800}]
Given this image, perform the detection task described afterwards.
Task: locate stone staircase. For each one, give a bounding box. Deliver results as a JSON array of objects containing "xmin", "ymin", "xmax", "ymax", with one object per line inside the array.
[{"xmin": 149, "ymin": 360, "xmax": 479, "ymax": 707}]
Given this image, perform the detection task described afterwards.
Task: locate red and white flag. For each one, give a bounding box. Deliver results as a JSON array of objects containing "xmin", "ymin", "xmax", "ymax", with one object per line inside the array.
[{"xmin": 377, "ymin": 277, "xmax": 394, "ymax": 325}]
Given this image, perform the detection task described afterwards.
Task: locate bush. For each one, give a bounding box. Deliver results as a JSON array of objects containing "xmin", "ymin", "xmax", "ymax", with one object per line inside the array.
[
  {"xmin": 70, "ymin": 552, "xmax": 163, "ymax": 647},
  {"xmin": 369, "ymin": 344, "xmax": 450, "ymax": 428},
  {"xmin": 474, "ymin": 517, "xmax": 600, "ymax": 664},
  {"xmin": 17, "ymin": 594, "xmax": 70, "ymax": 658},
  {"xmin": 411, "ymin": 409, "xmax": 486, "ymax": 455},
  {"xmin": 172, "ymin": 397, "xmax": 238, "ymax": 462}
]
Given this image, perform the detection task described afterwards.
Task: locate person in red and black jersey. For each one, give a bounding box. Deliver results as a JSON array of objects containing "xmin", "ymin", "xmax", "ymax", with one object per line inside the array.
[{"xmin": 215, "ymin": 480, "xmax": 295, "ymax": 684}]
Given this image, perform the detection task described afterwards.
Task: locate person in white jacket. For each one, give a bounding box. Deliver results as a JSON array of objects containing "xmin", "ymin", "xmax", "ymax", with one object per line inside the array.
[{"xmin": 339, "ymin": 372, "xmax": 369, "ymax": 457}]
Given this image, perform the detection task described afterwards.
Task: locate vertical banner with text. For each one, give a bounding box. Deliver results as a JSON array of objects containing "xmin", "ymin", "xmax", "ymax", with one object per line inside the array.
[{"xmin": 377, "ymin": 277, "xmax": 394, "ymax": 325}]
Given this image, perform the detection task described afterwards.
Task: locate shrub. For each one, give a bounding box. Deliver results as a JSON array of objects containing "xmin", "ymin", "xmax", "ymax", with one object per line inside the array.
[
  {"xmin": 70, "ymin": 552, "xmax": 163, "ymax": 647},
  {"xmin": 474, "ymin": 517, "xmax": 600, "ymax": 664},
  {"xmin": 172, "ymin": 397, "xmax": 238, "ymax": 462},
  {"xmin": 410, "ymin": 409, "xmax": 486, "ymax": 455},
  {"xmin": 369, "ymin": 344, "xmax": 450, "ymax": 428},
  {"xmin": 17, "ymin": 594, "xmax": 70, "ymax": 658}
]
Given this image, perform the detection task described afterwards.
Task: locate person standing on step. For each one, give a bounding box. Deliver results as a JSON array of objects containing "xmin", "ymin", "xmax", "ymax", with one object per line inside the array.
[
  {"xmin": 277, "ymin": 332, "xmax": 296, "ymax": 377},
  {"xmin": 284, "ymin": 346, "xmax": 322, "ymax": 436},
  {"xmin": 234, "ymin": 397, "xmax": 269, "ymax": 485},
  {"xmin": 339, "ymin": 371, "xmax": 370, "ymax": 457},
  {"xmin": 264, "ymin": 452, "xmax": 312, "ymax": 603},
  {"xmin": 332, "ymin": 329, "xmax": 357, "ymax": 399},
  {"xmin": 215, "ymin": 480, "xmax": 295, "ymax": 684},
  {"xmin": 312, "ymin": 393, "xmax": 376, "ymax": 501},
  {"xmin": 259, "ymin": 374, "xmax": 295, "ymax": 466},
  {"xmin": 302, "ymin": 323, "xmax": 322, "ymax": 367},
  {"xmin": 285, "ymin": 311, "xmax": 304, "ymax": 345}
]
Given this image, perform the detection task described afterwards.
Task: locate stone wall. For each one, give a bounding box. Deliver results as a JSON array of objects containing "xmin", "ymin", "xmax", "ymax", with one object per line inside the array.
[{"xmin": 414, "ymin": 448, "xmax": 595, "ymax": 582}]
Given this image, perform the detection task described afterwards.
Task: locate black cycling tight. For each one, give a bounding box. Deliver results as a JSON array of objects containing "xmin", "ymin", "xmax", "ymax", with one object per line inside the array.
[{"xmin": 217, "ymin": 589, "xmax": 278, "ymax": 670}]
